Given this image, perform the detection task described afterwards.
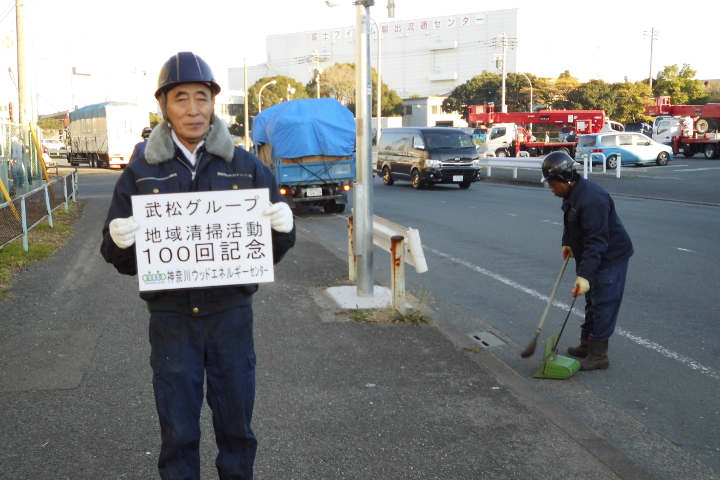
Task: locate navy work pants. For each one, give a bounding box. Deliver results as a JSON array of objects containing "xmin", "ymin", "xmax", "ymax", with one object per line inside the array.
[
  {"xmin": 581, "ymin": 260, "xmax": 629, "ymax": 340},
  {"xmin": 149, "ymin": 306, "xmax": 257, "ymax": 480}
]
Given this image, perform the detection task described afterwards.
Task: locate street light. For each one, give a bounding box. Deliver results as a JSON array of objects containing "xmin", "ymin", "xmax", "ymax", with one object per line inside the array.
[
  {"xmin": 71, "ymin": 66, "xmax": 91, "ymax": 111},
  {"xmin": 286, "ymin": 84, "xmax": 296, "ymax": 101},
  {"xmin": 517, "ymin": 71, "xmax": 533, "ymax": 132},
  {"xmin": 257, "ymin": 80, "xmax": 277, "ymax": 112}
]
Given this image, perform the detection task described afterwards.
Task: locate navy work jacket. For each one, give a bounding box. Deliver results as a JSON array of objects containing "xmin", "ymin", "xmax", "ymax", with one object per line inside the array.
[
  {"xmin": 561, "ymin": 176, "xmax": 633, "ymax": 280},
  {"xmin": 101, "ymin": 120, "xmax": 295, "ymax": 316}
]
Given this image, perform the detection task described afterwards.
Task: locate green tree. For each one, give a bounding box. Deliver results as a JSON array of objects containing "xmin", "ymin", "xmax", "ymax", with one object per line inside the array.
[
  {"xmin": 442, "ymin": 71, "xmax": 502, "ymax": 121},
  {"xmin": 37, "ymin": 118, "xmax": 63, "ymax": 136},
  {"xmin": 610, "ymin": 81, "xmax": 654, "ymax": 124},
  {"xmin": 653, "ymin": 64, "xmax": 708, "ymax": 105},
  {"xmin": 149, "ymin": 113, "xmax": 162, "ymax": 128},
  {"xmin": 233, "ymin": 76, "xmax": 308, "ymax": 134}
]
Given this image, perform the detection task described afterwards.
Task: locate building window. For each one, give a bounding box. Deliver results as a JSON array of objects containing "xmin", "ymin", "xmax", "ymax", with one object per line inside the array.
[
  {"xmin": 228, "ymin": 104, "xmax": 243, "ymax": 116},
  {"xmin": 405, "ymin": 105, "xmax": 412, "ymax": 115},
  {"xmin": 431, "ymin": 105, "xmax": 441, "ymax": 115}
]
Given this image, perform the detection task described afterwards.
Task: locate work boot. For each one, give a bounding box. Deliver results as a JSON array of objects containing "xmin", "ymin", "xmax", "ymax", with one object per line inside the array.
[
  {"xmin": 579, "ymin": 338, "xmax": 609, "ymax": 371},
  {"xmin": 567, "ymin": 329, "xmax": 591, "ymax": 358}
]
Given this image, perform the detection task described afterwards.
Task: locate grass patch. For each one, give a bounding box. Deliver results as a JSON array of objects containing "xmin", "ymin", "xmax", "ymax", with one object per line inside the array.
[{"xmin": 0, "ymin": 201, "xmax": 85, "ymax": 301}]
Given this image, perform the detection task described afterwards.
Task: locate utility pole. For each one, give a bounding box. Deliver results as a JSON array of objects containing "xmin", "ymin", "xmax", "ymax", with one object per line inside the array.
[
  {"xmin": 311, "ymin": 51, "xmax": 324, "ymax": 99},
  {"xmin": 244, "ymin": 58, "xmax": 250, "ymax": 151},
  {"xmin": 15, "ymin": 0, "xmax": 30, "ymax": 128},
  {"xmin": 645, "ymin": 27, "xmax": 658, "ymax": 89},
  {"xmin": 355, "ymin": 0, "xmax": 374, "ymax": 296},
  {"xmin": 490, "ymin": 34, "xmax": 517, "ymax": 114}
]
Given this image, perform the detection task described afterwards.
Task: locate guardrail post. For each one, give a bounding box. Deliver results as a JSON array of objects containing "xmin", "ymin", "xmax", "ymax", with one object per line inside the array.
[
  {"xmin": 63, "ymin": 175, "xmax": 69, "ymax": 212},
  {"xmin": 616, "ymin": 154, "xmax": 622, "ymax": 179},
  {"xmin": 21, "ymin": 196, "xmax": 28, "ymax": 252},
  {"xmin": 72, "ymin": 169, "xmax": 78, "ymax": 202},
  {"xmin": 348, "ymin": 215, "xmax": 357, "ymax": 283},
  {"xmin": 44, "ymin": 184, "xmax": 54, "ymax": 228},
  {"xmin": 582, "ymin": 154, "xmax": 589, "ymax": 178},
  {"xmin": 390, "ymin": 235, "xmax": 406, "ymax": 316},
  {"xmin": 486, "ymin": 165, "xmax": 492, "ymax": 176},
  {"xmin": 512, "ymin": 167, "xmax": 518, "ymax": 178}
]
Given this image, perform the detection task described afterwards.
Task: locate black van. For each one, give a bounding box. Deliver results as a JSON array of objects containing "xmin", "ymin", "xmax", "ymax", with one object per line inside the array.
[{"xmin": 376, "ymin": 127, "xmax": 481, "ymax": 189}]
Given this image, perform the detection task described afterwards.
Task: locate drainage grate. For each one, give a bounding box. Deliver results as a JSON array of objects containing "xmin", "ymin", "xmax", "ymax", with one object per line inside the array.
[{"xmin": 468, "ymin": 331, "xmax": 505, "ymax": 348}]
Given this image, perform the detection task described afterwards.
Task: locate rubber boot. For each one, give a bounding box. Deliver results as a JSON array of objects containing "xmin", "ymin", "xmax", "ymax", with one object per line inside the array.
[
  {"xmin": 579, "ymin": 338, "xmax": 609, "ymax": 371},
  {"xmin": 567, "ymin": 329, "xmax": 591, "ymax": 358}
]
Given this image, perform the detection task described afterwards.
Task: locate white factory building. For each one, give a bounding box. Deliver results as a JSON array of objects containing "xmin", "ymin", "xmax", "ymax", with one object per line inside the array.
[{"xmin": 228, "ymin": 8, "xmax": 519, "ymax": 125}]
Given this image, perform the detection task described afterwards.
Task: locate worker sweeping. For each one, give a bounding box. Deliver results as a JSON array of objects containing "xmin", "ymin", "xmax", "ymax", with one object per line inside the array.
[{"xmin": 541, "ymin": 152, "xmax": 634, "ymax": 371}]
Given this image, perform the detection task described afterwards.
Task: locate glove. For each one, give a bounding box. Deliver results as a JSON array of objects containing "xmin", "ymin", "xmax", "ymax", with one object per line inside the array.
[
  {"xmin": 572, "ymin": 276, "xmax": 590, "ymax": 297},
  {"xmin": 562, "ymin": 246, "xmax": 574, "ymax": 260},
  {"xmin": 264, "ymin": 202, "xmax": 293, "ymax": 233},
  {"xmin": 109, "ymin": 216, "xmax": 139, "ymax": 249}
]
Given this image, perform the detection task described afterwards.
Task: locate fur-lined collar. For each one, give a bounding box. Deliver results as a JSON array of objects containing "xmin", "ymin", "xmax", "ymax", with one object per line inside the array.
[{"xmin": 145, "ymin": 115, "xmax": 235, "ymax": 165}]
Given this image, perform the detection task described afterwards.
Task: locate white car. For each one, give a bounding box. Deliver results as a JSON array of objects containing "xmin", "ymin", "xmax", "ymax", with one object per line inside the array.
[{"xmin": 42, "ymin": 138, "xmax": 67, "ymax": 156}]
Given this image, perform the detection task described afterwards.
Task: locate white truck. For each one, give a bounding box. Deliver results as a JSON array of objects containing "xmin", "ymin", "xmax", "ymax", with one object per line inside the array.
[{"xmin": 67, "ymin": 101, "xmax": 147, "ymax": 168}]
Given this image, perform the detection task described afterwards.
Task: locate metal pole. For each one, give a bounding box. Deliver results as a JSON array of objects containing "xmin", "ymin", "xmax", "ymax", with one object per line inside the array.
[
  {"xmin": 355, "ymin": 3, "xmax": 374, "ymax": 296},
  {"xmin": 648, "ymin": 27, "xmax": 656, "ymax": 89},
  {"xmin": 348, "ymin": 216, "xmax": 357, "ymax": 283},
  {"xmin": 15, "ymin": 0, "xmax": 30, "ymax": 128},
  {"xmin": 518, "ymin": 71, "xmax": 533, "ymax": 131},
  {"xmin": 390, "ymin": 235, "xmax": 406, "ymax": 316},
  {"xmin": 44, "ymin": 184, "xmax": 53, "ymax": 228},
  {"xmin": 500, "ymin": 34, "xmax": 507, "ymax": 114},
  {"xmin": 370, "ymin": 18, "xmax": 382, "ymax": 143},
  {"xmin": 244, "ymin": 58, "xmax": 250, "ymax": 151},
  {"xmin": 21, "ymin": 196, "xmax": 28, "ymax": 251}
]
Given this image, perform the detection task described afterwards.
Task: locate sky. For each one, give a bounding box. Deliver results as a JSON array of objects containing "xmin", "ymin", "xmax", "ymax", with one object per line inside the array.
[{"xmin": 2, "ymin": 0, "xmax": 719, "ymax": 117}]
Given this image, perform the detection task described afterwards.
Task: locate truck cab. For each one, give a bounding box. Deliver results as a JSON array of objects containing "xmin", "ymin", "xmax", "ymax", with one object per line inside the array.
[{"xmin": 478, "ymin": 123, "xmax": 519, "ymax": 157}]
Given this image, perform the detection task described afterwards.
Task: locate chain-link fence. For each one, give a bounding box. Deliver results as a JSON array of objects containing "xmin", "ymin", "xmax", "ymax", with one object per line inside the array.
[
  {"xmin": 1, "ymin": 121, "xmax": 43, "ymax": 199},
  {"xmin": 0, "ymin": 172, "xmax": 77, "ymax": 251}
]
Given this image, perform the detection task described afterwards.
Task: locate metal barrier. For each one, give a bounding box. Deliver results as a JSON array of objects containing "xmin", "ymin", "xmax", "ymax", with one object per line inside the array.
[
  {"xmin": 581, "ymin": 153, "xmax": 621, "ymax": 178},
  {"xmin": 479, "ymin": 157, "xmax": 544, "ymax": 178},
  {"xmin": 348, "ymin": 215, "xmax": 427, "ymax": 314},
  {"xmin": 0, "ymin": 172, "xmax": 78, "ymax": 250}
]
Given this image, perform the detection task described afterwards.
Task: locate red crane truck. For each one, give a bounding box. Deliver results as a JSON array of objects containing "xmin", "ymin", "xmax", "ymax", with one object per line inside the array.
[
  {"xmin": 645, "ymin": 96, "xmax": 720, "ymax": 159},
  {"xmin": 467, "ymin": 104, "xmax": 621, "ymax": 157}
]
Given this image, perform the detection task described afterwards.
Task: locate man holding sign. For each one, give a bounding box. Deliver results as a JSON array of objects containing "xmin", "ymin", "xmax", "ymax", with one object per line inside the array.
[{"xmin": 100, "ymin": 52, "xmax": 295, "ymax": 480}]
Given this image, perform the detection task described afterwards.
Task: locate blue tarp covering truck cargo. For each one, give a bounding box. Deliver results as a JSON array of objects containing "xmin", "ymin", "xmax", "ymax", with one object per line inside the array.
[{"xmin": 252, "ymin": 98, "xmax": 356, "ymax": 213}]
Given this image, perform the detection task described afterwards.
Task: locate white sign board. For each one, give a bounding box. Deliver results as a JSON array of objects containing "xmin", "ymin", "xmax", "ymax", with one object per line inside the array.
[{"xmin": 131, "ymin": 189, "xmax": 274, "ymax": 292}]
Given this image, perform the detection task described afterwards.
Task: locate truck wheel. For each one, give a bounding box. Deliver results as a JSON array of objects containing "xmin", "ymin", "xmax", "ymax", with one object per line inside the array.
[
  {"xmin": 382, "ymin": 167, "xmax": 394, "ymax": 185},
  {"xmin": 334, "ymin": 203, "xmax": 346, "ymax": 213},
  {"xmin": 458, "ymin": 181, "xmax": 471, "ymax": 189},
  {"xmin": 704, "ymin": 144, "xmax": 717, "ymax": 159},
  {"xmin": 606, "ymin": 155, "xmax": 618, "ymax": 170},
  {"xmin": 323, "ymin": 201, "xmax": 336, "ymax": 213},
  {"xmin": 695, "ymin": 119, "xmax": 709, "ymax": 134},
  {"xmin": 411, "ymin": 169, "xmax": 424, "ymax": 189},
  {"xmin": 89, "ymin": 155, "xmax": 96, "ymax": 168},
  {"xmin": 656, "ymin": 152, "xmax": 670, "ymax": 166},
  {"xmin": 495, "ymin": 149, "xmax": 509, "ymax": 157},
  {"xmin": 556, "ymin": 147, "xmax": 570, "ymax": 155}
]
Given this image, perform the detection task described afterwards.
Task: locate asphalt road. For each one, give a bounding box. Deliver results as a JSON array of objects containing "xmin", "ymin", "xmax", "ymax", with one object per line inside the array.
[
  {"xmin": 290, "ymin": 156, "xmax": 720, "ymax": 477},
  {"xmin": 56, "ymin": 156, "xmax": 720, "ymax": 478}
]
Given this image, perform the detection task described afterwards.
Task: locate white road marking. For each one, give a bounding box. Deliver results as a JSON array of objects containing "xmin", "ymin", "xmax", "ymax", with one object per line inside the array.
[
  {"xmin": 426, "ymin": 247, "xmax": 720, "ymax": 381},
  {"xmin": 673, "ymin": 167, "xmax": 720, "ymax": 172},
  {"xmin": 505, "ymin": 213, "xmax": 517, "ymax": 216},
  {"xmin": 677, "ymin": 247, "xmax": 699, "ymax": 253},
  {"xmin": 540, "ymin": 219, "xmax": 563, "ymax": 226}
]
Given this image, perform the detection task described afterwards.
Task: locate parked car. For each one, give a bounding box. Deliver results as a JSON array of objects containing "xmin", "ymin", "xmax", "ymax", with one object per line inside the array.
[
  {"xmin": 624, "ymin": 122, "xmax": 653, "ymax": 137},
  {"xmin": 575, "ymin": 132, "xmax": 673, "ymax": 169},
  {"xmin": 376, "ymin": 127, "xmax": 481, "ymax": 189},
  {"xmin": 42, "ymin": 138, "xmax": 67, "ymax": 156}
]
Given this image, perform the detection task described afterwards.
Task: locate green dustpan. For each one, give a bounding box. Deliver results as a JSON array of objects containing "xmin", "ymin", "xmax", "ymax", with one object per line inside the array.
[{"xmin": 534, "ymin": 333, "xmax": 580, "ymax": 379}]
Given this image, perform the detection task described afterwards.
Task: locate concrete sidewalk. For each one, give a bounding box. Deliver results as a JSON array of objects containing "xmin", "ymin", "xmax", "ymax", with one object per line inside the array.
[{"xmin": 0, "ymin": 197, "xmax": 655, "ymax": 479}]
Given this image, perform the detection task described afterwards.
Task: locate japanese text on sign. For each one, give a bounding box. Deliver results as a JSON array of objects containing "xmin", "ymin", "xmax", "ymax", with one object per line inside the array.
[{"xmin": 131, "ymin": 189, "xmax": 274, "ymax": 292}]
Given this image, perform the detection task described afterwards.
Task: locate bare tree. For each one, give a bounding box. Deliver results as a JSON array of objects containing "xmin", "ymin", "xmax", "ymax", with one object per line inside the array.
[{"xmin": 320, "ymin": 63, "xmax": 356, "ymax": 105}]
